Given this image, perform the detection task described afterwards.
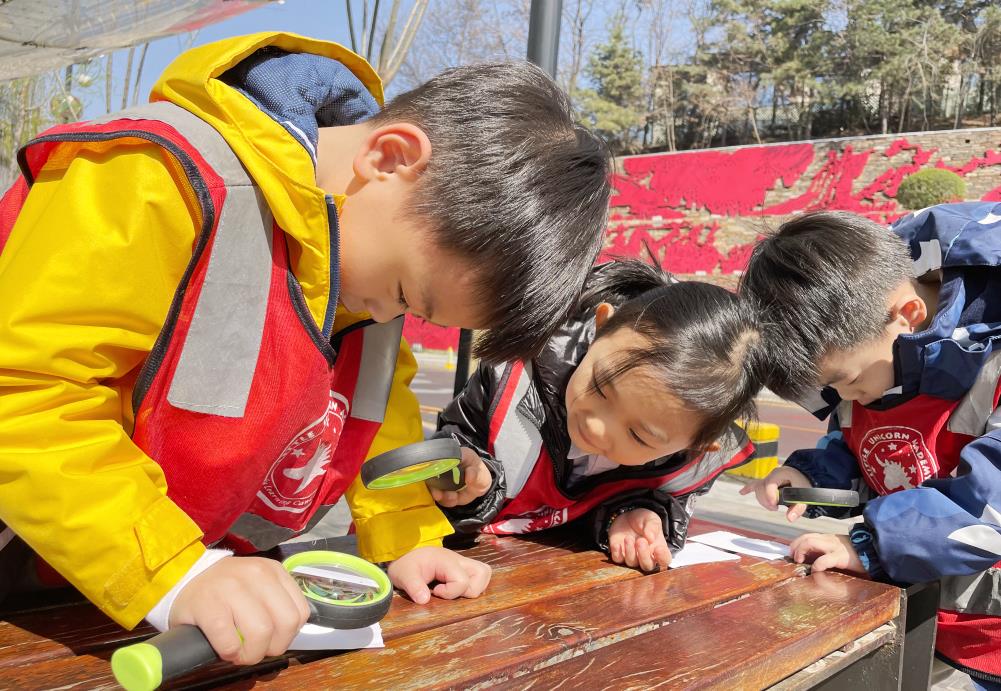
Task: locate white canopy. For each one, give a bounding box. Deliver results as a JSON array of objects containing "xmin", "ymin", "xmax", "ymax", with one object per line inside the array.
[{"xmin": 0, "ymin": 0, "xmax": 271, "ymax": 81}]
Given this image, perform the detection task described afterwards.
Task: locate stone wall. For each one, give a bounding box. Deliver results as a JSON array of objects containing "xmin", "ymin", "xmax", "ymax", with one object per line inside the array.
[{"xmin": 406, "ymin": 127, "xmax": 1001, "ymax": 350}]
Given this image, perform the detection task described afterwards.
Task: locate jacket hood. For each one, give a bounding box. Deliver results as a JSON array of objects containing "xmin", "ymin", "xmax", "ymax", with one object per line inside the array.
[
  {"xmin": 894, "ymin": 202, "xmax": 1001, "ymax": 399},
  {"xmin": 150, "ymin": 32, "xmax": 383, "ymax": 327}
]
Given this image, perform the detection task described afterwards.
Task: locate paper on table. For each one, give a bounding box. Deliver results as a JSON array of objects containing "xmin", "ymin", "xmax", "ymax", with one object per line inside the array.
[
  {"xmin": 687, "ymin": 530, "xmax": 788, "ymax": 561},
  {"xmin": 668, "ymin": 542, "xmax": 741, "ymax": 569},
  {"xmin": 289, "ymin": 622, "xmax": 384, "ymax": 651}
]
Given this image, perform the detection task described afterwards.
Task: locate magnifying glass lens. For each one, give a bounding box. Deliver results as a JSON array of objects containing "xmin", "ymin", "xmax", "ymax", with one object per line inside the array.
[{"xmin": 291, "ymin": 564, "xmax": 381, "ymax": 603}]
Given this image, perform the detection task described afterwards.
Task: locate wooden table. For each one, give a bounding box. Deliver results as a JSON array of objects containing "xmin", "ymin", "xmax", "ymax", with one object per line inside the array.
[{"xmin": 0, "ymin": 519, "xmax": 933, "ymax": 690}]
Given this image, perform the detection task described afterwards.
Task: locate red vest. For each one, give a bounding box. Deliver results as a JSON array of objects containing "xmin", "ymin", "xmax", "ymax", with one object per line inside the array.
[
  {"xmin": 7, "ymin": 103, "xmax": 399, "ymax": 554},
  {"xmin": 838, "ymin": 352, "xmax": 1001, "ymax": 679},
  {"xmin": 481, "ymin": 361, "xmax": 754, "ymax": 535}
]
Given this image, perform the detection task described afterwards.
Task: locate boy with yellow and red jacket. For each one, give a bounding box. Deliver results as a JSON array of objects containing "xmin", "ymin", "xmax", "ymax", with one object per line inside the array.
[{"xmin": 0, "ymin": 33, "xmax": 610, "ymax": 664}]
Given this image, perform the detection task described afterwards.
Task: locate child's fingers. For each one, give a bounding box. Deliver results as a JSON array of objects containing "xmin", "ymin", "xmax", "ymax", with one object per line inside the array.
[
  {"xmin": 812, "ymin": 552, "xmax": 841, "ymax": 573},
  {"xmin": 609, "ymin": 534, "xmax": 623, "ymax": 563},
  {"xmin": 259, "ymin": 576, "xmax": 309, "ymax": 657},
  {"xmin": 229, "ymin": 590, "xmax": 275, "ymax": 665},
  {"xmin": 622, "ymin": 533, "xmax": 638, "ymax": 568},
  {"xmin": 653, "ymin": 540, "xmax": 672, "ymax": 569},
  {"xmin": 641, "ymin": 514, "xmax": 663, "ymax": 545},
  {"xmin": 649, "ymin": 532, "xmax": 672, "ymax": 569},
  {"xmin": 392, "ymin": 570, "xmax": 432, "ymax": 605},
  {"xmin": 761, "ymin": 480, "xmax": 781, "ymax": 510},
  {"xmin": 429, "ymin": 559, "xmax": 472, "ymax": 600},
  {"xmin": 459, "ymin": 558, "xmax": 492, "ymax": 598},
  {"xmin": 738, "ymin": 481, "xmax": 757, "ymax": 496},
  {"xmin": 275, "ymin": 568, "xmax": 311, "ymax": 630},
  {"xmin": 789, "ymin": 533, "xmax": 822, "ymax": 565},
  {"xmin": 635, "ymin": 537, "xmax": 656, "ymax": 572},
  {"xmin": 197, "ymin": 605, "xmax": 244, "ymax": 664},
  {"xmin": 785, "ymin": 503, "xmax": 807, "ymax": 522},
  {"xmin": 432, "ymin": 490, "xmax": 459, "ymax": 507}
]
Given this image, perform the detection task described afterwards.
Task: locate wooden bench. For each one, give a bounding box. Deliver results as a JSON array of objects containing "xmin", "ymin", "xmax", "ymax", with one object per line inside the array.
[{"xmin": 0, "ymin": 519, "xmax": 935, "ymax": 690}]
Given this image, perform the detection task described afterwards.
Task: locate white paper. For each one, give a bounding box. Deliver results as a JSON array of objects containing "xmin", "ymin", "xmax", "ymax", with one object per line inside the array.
[
  {"xmin": 289, "ymin": 622, "xmax": 384, "ymax": 651},
  {"xmin": 668, "ymin": 542, "xmax": 741, "ymax": 569},
  {"xmin": 687, "ymin": 530, "xmax": 788, "ymax": 561}
]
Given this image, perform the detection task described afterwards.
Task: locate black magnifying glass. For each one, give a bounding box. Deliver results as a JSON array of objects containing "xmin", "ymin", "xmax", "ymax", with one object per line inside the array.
[
  {"xmin": 111, "ymin": 551, "xmax": 393, "ymax": 691},
  {"xmin": 361, "ymin": 437, "xmax": 466, "ymax": 492},
  {"xmin": 778, "ymin": 487, "xmax": 860, "ymax": 508}
]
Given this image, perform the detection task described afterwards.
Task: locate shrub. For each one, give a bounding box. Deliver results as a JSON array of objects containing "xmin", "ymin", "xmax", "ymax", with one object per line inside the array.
[{"xmin": 896, "ymin": 168, "xmax": 966, "ymax": 209}]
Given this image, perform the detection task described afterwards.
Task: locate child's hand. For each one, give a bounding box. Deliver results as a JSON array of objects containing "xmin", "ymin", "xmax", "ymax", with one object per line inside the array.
[
  {"xmin": 789, "ymin": 532, "xmax": 866, "ymax": 575},
  {"xmin": 387, "ymin": 546, "xmax": 491, "ymax": 604},
  {"xmin": 739, "ymin": 466, "xmax": 812, "ymax": 521},
  {"xmin": 429, "ymin": 446, "xmax": 492, "ymax": 507},
  {"xmin": 608, "ymin": 508, "xmax": 672, "ymax": 572},
  {"xmin": 168, "ymin": 556, "xmax": 310, "ymax": 665}
]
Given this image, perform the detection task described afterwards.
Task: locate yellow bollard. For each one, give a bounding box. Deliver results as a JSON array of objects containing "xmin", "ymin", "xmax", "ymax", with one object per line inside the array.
[{"xmin": 727, "ymin": 420, "xmax": 780, "ymax": 479}]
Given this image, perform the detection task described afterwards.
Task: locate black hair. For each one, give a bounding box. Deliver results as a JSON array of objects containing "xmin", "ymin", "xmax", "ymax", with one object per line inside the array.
[
  {"xmin": 739, "ymin": 211, "xmax": 912, "ymax": 399},
  {"xmin": 592, "ymin": 277, "xmax": 764, "ymax": 451},
  {"xmin": 577, "ymin": 259, "xmax": 676, "ymax": 313},
  {"xmin": 369, "ymin": 61, "xmax": 611, "ymax": 363}
]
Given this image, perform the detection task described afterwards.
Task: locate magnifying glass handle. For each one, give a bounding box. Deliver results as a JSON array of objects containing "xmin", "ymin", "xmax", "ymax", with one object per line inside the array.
[
  {"xmin": 111, "ymin": 625, "xmax": 218, "ymax": 691},
  {"xmin": 426, "ymin": 464, "xmax": 465, "ymax": 491}
]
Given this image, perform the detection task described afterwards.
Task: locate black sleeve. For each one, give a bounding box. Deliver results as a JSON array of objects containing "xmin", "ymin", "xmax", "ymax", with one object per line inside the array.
[
  {"xmin": 432, "ymin": 362, "xmax": 509, "ymax": 533},
  {"xmin": 592, "ymin": 486, "xmax": 703, "ymax": 555}
]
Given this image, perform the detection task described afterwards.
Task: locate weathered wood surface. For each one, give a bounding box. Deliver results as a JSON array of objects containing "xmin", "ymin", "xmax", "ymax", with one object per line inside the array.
[
  {"xmin": 500, "ymin": 571, "xmax": 900, "ymax": 691},
  {"xmin": 0, "ymin": 527, "xmax": 590, "ymax": 672},
  {"xmin": 217, "ymin": 558, "xmax": 804, "ymax": 689},
  {"xmin": 0, "ymin": 520, "xmax": 902, "ymax": 691},
  {"xmin": 1, "ymin": 545, "xmax": 642, "ymax": 689}
]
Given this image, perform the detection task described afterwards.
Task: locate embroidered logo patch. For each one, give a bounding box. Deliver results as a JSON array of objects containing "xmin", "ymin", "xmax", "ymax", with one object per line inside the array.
[
  {"xmin": 858, "ymin": 425, "xmax": 938, "ymax": 495},
  {"xmin": 484, "ymin": 506, "xmax": 568, "ymax": 535},
  {"xmin": 257, "ymin": 391, "xmax": 349, "ymax": 514}
]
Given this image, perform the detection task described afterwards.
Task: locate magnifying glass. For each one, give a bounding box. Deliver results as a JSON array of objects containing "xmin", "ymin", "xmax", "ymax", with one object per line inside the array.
[
  {"xmin": 361, "ymin": 437, "xmax": 466, "ymax": 492},
  {"xmin": 111, "ymin": 550, "xmax": 392, "ymax": 691},
  {"xmin": 778, "ymin": 487, "xmax": 860, "ymax": 508}
]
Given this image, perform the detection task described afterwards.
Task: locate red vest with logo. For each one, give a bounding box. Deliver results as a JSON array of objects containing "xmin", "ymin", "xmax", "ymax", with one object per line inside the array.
[
  {"xmin": 838, "ymin": 351, "xmax": 1001, "ymax": 679},
  {"xmin": 481, "ymin": 361, "xmax": 754, "ymax": 535},
  {"xmin": 5, "ymin": 103, "xmax": 400, "ymax": 554}
]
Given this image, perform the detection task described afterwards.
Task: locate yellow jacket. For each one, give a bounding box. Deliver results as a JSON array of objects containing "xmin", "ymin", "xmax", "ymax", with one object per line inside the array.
[{"xmin": 0, "ymin": 33, "xmax": 452, "ymax": 628}]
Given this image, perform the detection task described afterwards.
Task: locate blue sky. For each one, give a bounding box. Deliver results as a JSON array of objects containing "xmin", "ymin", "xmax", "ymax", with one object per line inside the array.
[{"xmin": 81, "ymin": 0, "xmax": 357, "ymax": 118}]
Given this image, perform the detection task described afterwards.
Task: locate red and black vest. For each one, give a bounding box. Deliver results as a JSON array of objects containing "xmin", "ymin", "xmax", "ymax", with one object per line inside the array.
[
  {"xmin": 837, "ymin": 350, "xmax": 1001, "ymax": 679},
  {"xmin": 480, "ymin": 361, "xmax": 754, "ymax": 535},
  {"xmin": 5, "ymin": 102, "xmax": 400, "ymax": 554}
]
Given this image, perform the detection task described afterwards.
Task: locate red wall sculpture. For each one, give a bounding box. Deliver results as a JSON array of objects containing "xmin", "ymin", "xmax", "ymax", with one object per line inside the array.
[{"xmin": 405, "ymin": 129, "xmax": 1001, "ymax": 351}]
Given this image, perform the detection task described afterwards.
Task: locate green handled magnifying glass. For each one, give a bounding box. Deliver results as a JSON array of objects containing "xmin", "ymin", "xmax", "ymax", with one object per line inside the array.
[
  {"xmin": 778, "ymin": 487, "xmax": 860, "ymax": 508},
  {"xmin": 111, "ymin": 550, "xmax": 392, "ymax": 691},
  {"xmin": 361, "ymin": 437, "xmax": 466, "ymax": 492}
]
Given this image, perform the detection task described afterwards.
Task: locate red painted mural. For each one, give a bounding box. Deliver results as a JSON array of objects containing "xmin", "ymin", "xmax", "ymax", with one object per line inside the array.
[{"xmin": 404, "ymin": 131, "xmax": 1001, "ymax": 351}]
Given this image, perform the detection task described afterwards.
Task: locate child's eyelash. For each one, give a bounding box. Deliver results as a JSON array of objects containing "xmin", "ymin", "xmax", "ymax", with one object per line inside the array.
[
  {"xmin": 591, "ymin": 375, "xmax": 605, "ymax": 398},
  {"xmin": 397, "ymin": 285, "xmax": 409, "ymax": 309},
  {"xmin": 630, "ymin": 429, "xmax": 650, "ymax": 447}
]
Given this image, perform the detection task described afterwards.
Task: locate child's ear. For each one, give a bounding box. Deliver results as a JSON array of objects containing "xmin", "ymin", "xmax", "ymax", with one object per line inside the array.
[
  {"xmin": 594, "ymin": 302, "xmax": 615, "ymax": 329},
  {"xmin": 353, "ymin": 123, "xmax": 431, "ymax": 183},
  {"xmin": 893, "ymin": 295, "xmax": 928, "ymax": 332}
]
